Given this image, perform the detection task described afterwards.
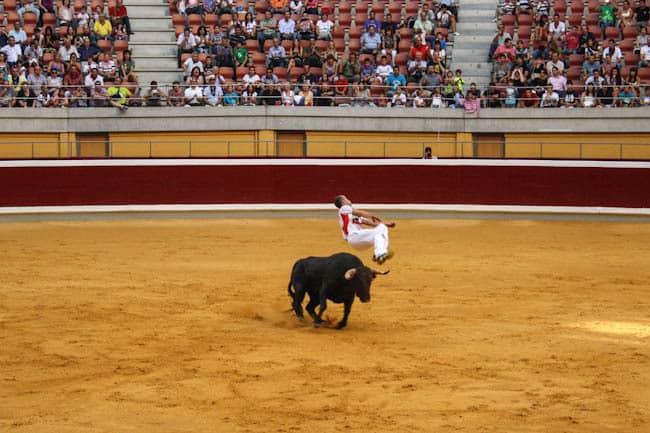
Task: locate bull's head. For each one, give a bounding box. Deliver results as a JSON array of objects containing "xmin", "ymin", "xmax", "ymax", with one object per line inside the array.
[{"xmin": 344, "ymin": 267, "xmax": 390, "ymax": 303}]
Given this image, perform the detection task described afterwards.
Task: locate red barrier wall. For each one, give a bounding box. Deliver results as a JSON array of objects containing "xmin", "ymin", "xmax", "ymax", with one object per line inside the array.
[{"xmin": 1, "ymin": 161, "xmax": 649, "ymax": 208}]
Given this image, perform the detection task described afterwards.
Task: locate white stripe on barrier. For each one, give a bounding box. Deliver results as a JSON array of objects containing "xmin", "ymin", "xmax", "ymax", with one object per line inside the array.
[
  {"xmin": 0, "ymin": 204, "xmax": 649, "ymax": 215},
  {"xmin": 1, "ymin": 159, "xmax": 650, "ymax": 169}
]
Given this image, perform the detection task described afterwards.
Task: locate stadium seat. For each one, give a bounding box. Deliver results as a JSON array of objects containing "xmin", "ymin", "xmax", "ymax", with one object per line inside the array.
[
  {"xmin": 338, "ymin": 13, "xmax": 352, "ymax": 27},
  {"xmin": 404, "ymin": 1, "xmax": 419, "ymax": 15},
  {"xmin": 587, "ymin": 0, "xmax": 600, "ymax": 12},
  {"xmin": 569, "ymin": 0, "xmax": 583, "ymax": 15},
  {"xmin": 355, "ymin": 1, "xmax": 369, "ymax": 15},
  {"xmin": 502, "ymin": 15, "xmax": 515, "ymax": 26},
  {"xmin": 188, "ymin": 14, "xmax": 202, "ymax": 26},
  {"xmin": 252, "ymin": 51, "xmax": 266, "ymax": 65},
  {"xmin": 586, "ymin": 13, "xmax": 599, "ymax": 25},
  {"xmin": 588, "ymin": 25, "xmax": 601, "ymax": 39},
  {"xmin": 569, "ymin": 53, "xmax": 583, "ymax": 65},
  {"xmin": 3, "ymin": 0, "xmax": 17, "ymax": 11},
  {"xmin": 518, "ymin": 25, "xmax": 532, "ymax": 40},
  {"xmin": 372, "ymin": 1, "xmax": 386, "ymax": 14},
  {"xmin": 338, "ymin": 0, "xmax": 352, "ymax": 13},
  {"xmin": 355, "ymin": 13, "xmax": 367, "ymax": 26},
  {"xmin": 349, "ymin": 26, "xmax": 362, "ymax": 40},
  {"xmin": 332, "ymin": 26, "xmax": 345, "ymax": 39},
  {"xmin": 172, "ymin": 14, "xmax": 185, "ymax": 25},
  {"xmin": 348, "ymin": 38, "xmax": 361, "ymax": 51},
  {"xmin": 639, "ymin": 67, "xmax": 650, "ymax": 83},
  {"xmin": 388, "ymin": 1, "xmax": 402, "ymax": 13},
  {"xmin": 289, "ymin": 66, "xmax": 304, "ymax": 80},
  {"xmin": 605, "ymin": 27, "xmax": 620, "ymax": 39},
  {"xmin": 254, "ymin": 1, "xmax": 266, "ymax": 13},
  {"xmin": 221, "ymin": 68, "xmax": 234, "ymax": 80},
  {"xmin": 434, "ymin": 27, "xmax": 449, "ymax": 39},
  {"xmin": 98, "ymin": 39, "xmax": 112, "ymax": 52},
  {"xmin": 554, "ymin": 0, "xmax": 567, "ymax": 15},
  {"xmin": 567, "ymin": 66, "xmax": 582, "ymax": 80},
  {"xmin": 624, "ymin": 53, "xmax": 640, "ymax": 65},
  {"xmin": 114, "ymin": 40, "xmax": 129, "ymax": 52},
  {"xmin": 517, "ymin": 14, "xmax": 532, "ymax": 26},
  {"xmin": 205, "ymin": 14, "xmax": 219, "ymax": 27},
  {"xmin": 622, "ymin": 26, "xmax": 638, "ymax": 39},
  {"xmin": 308, "ymin": 66, "xmax": 322, "ymax": 77},
  {"xmin": 273, "ymin": 67, "xmax": 288, "ymax": 79},
  {"xmin": 334, "ymin": 37, "xmax": 345, "ymax": 51},
  {"xmin": 246, "ymin": 39, "xmax": 260, "ymax": 52},
  {"xmin": 6, "ymin": 11, "xmax": 19, "ymax": 24},
  {"xmin": 567, "ymin": 14, "xmax": 582, "ymax": 26},
  {"xmin": 620, "ymin": 38, "xmax": 634, "ymax": 53}
]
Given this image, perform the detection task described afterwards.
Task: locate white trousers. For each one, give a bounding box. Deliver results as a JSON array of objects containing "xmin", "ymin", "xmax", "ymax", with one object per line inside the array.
[{"xmin": 347, "ymin": 224, "xmax": 389, "ymax": 258}]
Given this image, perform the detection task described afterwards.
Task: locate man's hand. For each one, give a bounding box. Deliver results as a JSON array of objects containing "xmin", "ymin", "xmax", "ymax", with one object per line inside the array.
[{"xmin": 385, "ymin": 222, "xmax": 396, "ymax": 228}]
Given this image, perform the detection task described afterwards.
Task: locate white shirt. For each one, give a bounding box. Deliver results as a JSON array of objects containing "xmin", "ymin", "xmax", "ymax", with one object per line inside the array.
[
  {"xmin": 183, "ymin": 58, "xmax": 204, "ymax": 73},
  {"xmin": 184, "ymin": 86, "xmax": 203, "ymax": 103},
  {"xmin": 316, "ymin": 19, "xmax": 333, "ymax": 37},
  {"xmin": 376, "ymin": 64, "xmax": 393, "ymax": 78},
  {"xmin": 338, "ymin": 204, "xmax": 363, "ymax": 239},
  {"xmin": 243, "ymin": 73, "xmax": 261, "ymax": 84},
  {"xmin": 84, "ymin": 74, "xmax": 104, "ymax": 88},
  {"xmin": 548, "ymin": 21, "xmax": 565, "ymax": 38},
  {"xmin": 602, "ymin": 46, "xmax": 623, "ymax": 65},
  {"xmin": 278, "ymin": 18, "xmax": 295, "ymax": 34},
  {"xmin": 641, "ymin": 45, "xmax": 650, "ymax": 62},
  {"xmin": 1, "ymin": 44, "xmax": 22, "ymax": 63}
]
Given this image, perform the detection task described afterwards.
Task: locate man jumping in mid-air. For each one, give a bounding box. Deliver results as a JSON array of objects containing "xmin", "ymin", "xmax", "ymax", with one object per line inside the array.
[{"xmin": 334, "ymin": 195, "xmax": 395, "ymax": 264}]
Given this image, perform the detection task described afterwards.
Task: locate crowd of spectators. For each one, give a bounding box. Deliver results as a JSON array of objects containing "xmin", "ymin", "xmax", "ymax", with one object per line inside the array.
[
  {"xmin": 163, "ymin": 0, "xmax": 482, "ymax": 108},
  {"xmin": 0, "ymin": 0, "xmax": 138, "ymax": 108},
  {"xmin": 487, "ymin": 0, "xmax": 650, "ymax": 107}
]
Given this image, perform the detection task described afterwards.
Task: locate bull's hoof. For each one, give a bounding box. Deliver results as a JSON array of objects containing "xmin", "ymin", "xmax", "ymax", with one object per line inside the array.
[
  {"xmin": 335, "ymin": 322, "xmax": 347, "ymax": 329},
  {"xmin": 313, "ymin": 320, "xmax": 323, "ymax": 328}
]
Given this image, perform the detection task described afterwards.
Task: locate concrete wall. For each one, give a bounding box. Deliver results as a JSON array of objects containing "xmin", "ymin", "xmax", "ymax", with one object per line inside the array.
[{"xmin": 1, "ymin": 107, "xmax": 650, "ymax": 134}]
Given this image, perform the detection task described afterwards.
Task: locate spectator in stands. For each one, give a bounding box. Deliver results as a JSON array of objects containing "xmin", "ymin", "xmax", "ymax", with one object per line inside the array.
[
  {"xmin": 258, "ymin": 11, "xmax": 278, "ymax": 51},
  {"xmin": 548, "ymin": 66, "xmax": 567, "ymax": 97},
  {"xmin": 0, "ymin": 75, "xmax": 16, "ymax": 107},
  {"xmin": 184, "ymin": 0, "xmax": 203, "ymax": 16},
  {"xmin": 420, "ymin": 65, "xmax": 443, "ymax": 96},
  {"xmin": 63, "ymin": 63, "xmax": 83, "ymax": 96},
  {"xmin": 278, "ymin": 11, "xmax": 295, "ymax": 40},
  {"xmin": 516, "ymin": 0, "xmax": 532, "ymax": 15},
  {"xmin": 586, "ymin": 69, "xmax": 605, "ymax": 87},
  {"xmin": 316, "ymin": 13, "xmax": 334, "ymax": 41},
  {"xmin": 289, "ymin": 0, "xmax": 304, "ymax": 15},
  {"xmin": 241, "ymin": 83, "xmax": 258, "ymax": 105},
  {"xmin": 269, "ymin": 0, "xmax": 289, "ymax": 14},
  {"xmin": 17, "ymin": 0, "xmax": 40, "ymax": 26},
  {"xmin": 385, "ymin": 68, "xmax": 406, "ymax": 96},
  {"xmin": 1, "ymin": 37, "xmax": 23, "ymax": 68},
  {"xmin": 14, "ymin": 81, "xmax": 36, "ymax": 107},
  {"xmin": 242, "ymin": 13, "xmax": 257, "ymax": 39},
  {"xmin": 78, "ymin": 37, "xmax": 101, "ymax": 62},
  {"xmin": 636, "ymin": 0, "xmax": 649, "ymax": 30},
  {"xmin": 109, "ymin": 0, "xmax": 133, "ymax": 36},
  {"xmin": 539, "ymin": 84, "xmax": 559, "ymax": 107},
  {"xmin": 177, "ymin": 27, "xmax": 196, "ymax": 67},
  {"xmin": 58, "ymin": 37, "xmax": 79, "ymax": 63},
  {"xmin": 183, "ymin": 51, "xmax": 204, "ymax": 78},
  {"xmin": 166, "ymin": 80, "xmax": 184, "ymax": 106},
  {"xmin": 84, "ymin": 66, "xmax": 103, "ymax": 89},
  {"xmin": 388, "ymin": 85, "xmax": 405, "ymax": 107},
  {"xmin": 375, "ymin": 55, "xmax": 393, "ymax": 81},
  {"xmin": 304, "ymin": 0, "xmax": 318, "ymax": 15},
  {"xmin": 260, "ymin": 82, "xmax": 281, "ymax": 105},
  {"xmin": 9, "ymin": 23, "xmax": 28, "ymax": 46},
  {"xmin": 339, "ymin": 52, "xmax": 361, "ymax": 83},
  {"xmin": 93, "ymin": 15, "xmax": 113, "ymax": 40},
  {"xmin": 494, "ymin": 0, "xmax": 516, "ymax": 23},
  {"xmin": 493, "ymin": 53, "xmax": 511, "ymax": 83},
  {"xmin": 106, "ymin": 76, "xmax": 130, "ymax": 110},
  {"xmin": 119, "ymin": 49, "xmax": 137, "ymax": 83},
  {"xmin": 202, "ymin": 0, "xmax": 217, "ymax": 14},
  {"xmin": 618, "ymin": 0, "xmax": 635, "ymax": 29},
  {"xmin": 57, "ymin": 0, "xmax": 74, "ymax": 27},
  {"xmin": 561, "ymin": 81, "xmax": 580, "ymax": 107},
  {"xmin": 581, "ymin": 82, "xmax": 599, "ymax": 107},
  {"xmin": 296, "ymin": 14, "xmax": 315, "ymax": 40},
  {"xmin": 222, "ymin": 83, "xmax": 239, "ymax": 105},
  {"xmin": 518, "ymin": 87, "xmax": 539, "ymax": 107},
  {"xmin": 243, "ymin": 65, "xmax": 261, "ymax": 87},
  {"xmin": 602, "ymin": 39, "xmax": 624, "ymax": 67},
  {"xmin": 217, "ymin": 0, "xmax": 235, "ymax": 14},
  {"xmin": 360, "ymin": 57, "xmax": 376, "ymax": 83},
  {"xmin": 233, "ymin": 40, "xmax": 248, "ymax": 68},
  {"xmin": 431, "ymin": 87, "xmax": 446, "ymax": 107},
  {"xmin": 143, "ymin": 81, "xmax": 166, "ymax": 106},
  {"xmin": 38, "ymin": 0, "xmax": 55, "ymax": 27},
  {"xmin": 582, "ymin": 52, "xmax": 600, "ymax": 76},
  {"xmin": 563, "ymin": 26, "xmax": 581, "ymax": 53},
  {"xmin": 184, "ymin": 78, "xmax": 205, "ymax": 106},
  {"xmin": 640, "ymin": 42, "xmax": 650, "ymax": 67},
  {"xmin": 489, "ymin": 24, "xmax": 512, "ymax": 61},
  {"xmin": 321, "ymin": 53, "xmax": 338, "ymax": 81},
  {"xmin": 616, "ymin": 84, "xmax": 638, "ymax": 106},
  {"xmin": 437, "ymin": 4, "xmax": 459, "ymax": 36},
  {"xmin": 414, "ymin": 11, "xmax": 435, "ymax": 48},
  {"xmin": 203, "ymin": 74, "xmax": 223, "ymax": 106},
  {"xmin": 381, "ymin": 27, "xmax": 398, "ymax": 67},
  {"xmin": 599, "ymin": 0, "xmax": 617, "ymax": 39},
  {"xmin": 361, "ymin": 24, "xmax": 382, "ymax": 55},
  {"xmin": 407, "ymin": 51, "xmax": 427, "ymax": 83},
  {"xmin": 365, "ymin": 11, "xmax": 382, "ymax": 32},
  {"xmin": 545, "ymin": 51, "xmax": 564, "ymax": 75},
  {"xmin": 23, "ymin": 40, "xmax": 41, "ymax": 66},
  {"xmin": 548, "ymin": 14, "xmax": 566, "ymax": 42},
  {"xmin": 261, "ymin": 67, "xmax": 279, "ymax": 86},
  {"xmin": 27, "ymin": 64, "xmax": 47, "ymax": 94},
  {"xmin": 409, "ymin": 37, "xmax": 429, "ymax": 61},
  {"xmin": 98, "ymin": 51, "xmax": 117, "ymax": 81},
  {"xmin": 494, "ymin": 38, "xmax": 516, "ymax": 62},
  {"xmin": 300, "ymin": 37, "xmax": 321, "ymax": 67},
  {"xmin": 267, "ymin": 37, "xmax": 288, "ymax": 67},
  {"xmin": 462, "ymin": 90, "xmax": 481, "ymax": 115}
]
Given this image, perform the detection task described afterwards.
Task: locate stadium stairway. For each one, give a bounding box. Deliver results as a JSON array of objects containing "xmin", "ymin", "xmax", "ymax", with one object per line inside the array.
[
  {"xmin": 449, "ymin": 0, "xmax": 496, "ymax": 89},
  {"xmin": 125, "ymin": 0, "xmax": 182, "ymax": 85}
]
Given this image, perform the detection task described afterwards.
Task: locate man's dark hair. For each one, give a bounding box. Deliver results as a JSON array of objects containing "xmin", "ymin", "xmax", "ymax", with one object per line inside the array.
[{"xmin": 334, "ymin": 195, "xmax": 345, "ymax": 208}]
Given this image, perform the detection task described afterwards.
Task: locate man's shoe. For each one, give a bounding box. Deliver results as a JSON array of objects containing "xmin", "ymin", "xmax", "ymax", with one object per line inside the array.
[{"xmin": 375, "ymin": 251, "xmax": 394, "ymax": 264}]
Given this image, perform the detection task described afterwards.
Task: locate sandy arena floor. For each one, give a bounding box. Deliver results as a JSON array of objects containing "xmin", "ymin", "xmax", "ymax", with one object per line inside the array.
[{"xmin": 1, "ymin": 217, "xmax": 649, "ymax": 432}]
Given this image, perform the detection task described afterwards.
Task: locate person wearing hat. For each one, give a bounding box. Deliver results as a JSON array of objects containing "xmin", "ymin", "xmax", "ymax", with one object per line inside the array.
[{"xmin": 204, "ymin": 74, "xmax": 223, "ymax": 106}]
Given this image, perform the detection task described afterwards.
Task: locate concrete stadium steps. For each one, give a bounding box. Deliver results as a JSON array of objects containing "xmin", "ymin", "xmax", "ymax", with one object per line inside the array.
[
  {"xmin": 125, "ymin": 0, "xmax": 181, "ymax": 86},
  {"xmin": 449, "ymin": 0, "xmax": 497, "ymax": 89}
]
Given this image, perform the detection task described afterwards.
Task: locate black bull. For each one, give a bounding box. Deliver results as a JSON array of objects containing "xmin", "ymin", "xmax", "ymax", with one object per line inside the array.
[{"xmin": 287, "ymin": 253, "xmax": 389, "ymax": 329}]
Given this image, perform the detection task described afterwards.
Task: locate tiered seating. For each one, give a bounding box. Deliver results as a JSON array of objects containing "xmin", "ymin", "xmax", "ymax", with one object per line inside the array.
[
  {"xmin": 489, "ymin": 0, "xmax": 650, "ymax": 107},
  {"xmin": 168, "ymin": 0, "xmax": 461, "ymax": 106}
]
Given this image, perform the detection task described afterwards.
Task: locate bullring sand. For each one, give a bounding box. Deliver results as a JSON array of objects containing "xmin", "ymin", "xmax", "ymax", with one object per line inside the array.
[{"xmin": 1, "ymin": 218, "xmax": 649, "ymax": 432}]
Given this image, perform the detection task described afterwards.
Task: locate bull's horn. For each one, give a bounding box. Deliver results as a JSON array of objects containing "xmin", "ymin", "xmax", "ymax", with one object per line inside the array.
[
  {"xmin": 344, "ymin": 268, "xmax": 357, "ymax": 280},
  {"xmin": 371, "ymin": 269, "xmax": 390, "ymax": 276}
]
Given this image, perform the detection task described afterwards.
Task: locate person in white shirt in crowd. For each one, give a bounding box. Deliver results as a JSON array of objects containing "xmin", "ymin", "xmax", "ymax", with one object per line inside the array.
[
  {"xmin": 278, "ymin": 11, "xmax": 295, "ymax": 40},
  {"xmin": 58, "ymin": 37, "xmax": 79, "ymax": 62},
  {"xmin": 184, "ymin": 78, "xmax": 205, "ymax": 106},
  {"xmin": 177, "ymin": 27, "xmax": 196, "ymax": 68},
  {"xmin": 316, "ymin": 13, "xmax": 334, "ymax": 41},
  {"xmin": 183, "ymin": 51, "xmax": 204, "ymax": 78},
  {"xmin": 204, "ymin": 74, "xmax": 224, "ymax": 106},
  {"xmin": 548, "ymin": 14, "xmax": 566, "ymax": 41},
  {"xmin": 1, "ymin": 37, "xmax": 23, "ymax": 67},
  {"xmin": 602, "ymin": 39, "xmax": 623, "ymax": 67}
]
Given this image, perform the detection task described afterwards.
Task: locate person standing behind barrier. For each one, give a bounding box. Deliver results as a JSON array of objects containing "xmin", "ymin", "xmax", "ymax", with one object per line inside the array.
[{"xmin": 334, "ymin": 195, "xmax": 395, "ymax": 264}]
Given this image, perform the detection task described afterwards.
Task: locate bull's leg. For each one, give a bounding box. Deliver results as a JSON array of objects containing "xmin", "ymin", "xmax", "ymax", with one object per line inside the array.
[
  {"xmin": 336, "ymin": 301, "xmax": 353, "ymax": 329},
  {"xmin": 292, "ymin": 283, "xmax": 307, "ymax": 318},
  {"xmin": 305, "ymin": 295, "xmax": 318, "ymax": 320},
  {"xmin": 313, "ymin": 291, "xmax": 328, "ymax": 328}
]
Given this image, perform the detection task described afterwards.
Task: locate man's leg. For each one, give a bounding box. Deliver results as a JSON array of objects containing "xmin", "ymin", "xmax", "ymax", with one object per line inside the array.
[{"xmin": 371, "ymin": 223, "xmax": 389, "ymax": 259}]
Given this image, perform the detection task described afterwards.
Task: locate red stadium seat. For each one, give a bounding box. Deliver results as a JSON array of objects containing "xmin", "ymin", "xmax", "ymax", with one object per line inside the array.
[
  {"xmin": 554, "ymin": 0, "xmax": 567, "ymax": 15},
  {"xmin": 502, "ymin": 15, "xmax": 515, "ymax": 26},
  {"xmin": 569, "ymin": 54, "xmax": 583, "ymax": 65},
  {"xmin": 114, "ymin": 39, "xmax": 128, "ymax": 52},
  {"xmin": 172, "ymin": 14, "xmax": 185, "ymax": 25},
  {"xmin": 567, "ymin": 14, "xmax": 582, "ymax": 27},
  {"xmin": 569, "ymin": 0, "xmax": 583, "ymax": 15},
  {"xmin": 205, "ymin": 14, "xmax": 219, "ymax": 27},
  {"xmin": 639, "ymin": 68, "xmax": 650, "ymax": 83},
  {"xmin": 338, "ymin": 13, "xmax": 352, "ymax": 27},
  {"xmin": 587, "ymin": 0, "xmax": 600, "ymax": 12},
  {"xmin": 338, "ymin": 0, "xmax": 352, "ymax": 13},
  {"xmin": 605, "ymin": 26, "xmax": 620, "ymax": 39},
  {"xmin": 586, "ymin": 13, "xmax": 599, "ymax": 25},
  {"xmin": 388, "ymin": 1, "xmax": 402, "ymax": 13},
  {"xmin": 289, "ymin": 66, "xmax": 305, "ymax": 80},
  {"xmin": 620, "ymin": 38, "xmax": 635, "ymax": 53},
  {"xmin": 622, "ymin": 26, "xmax": 638, "ymax": 39},
  {"xmin": 98, "ymin": 39, "xmax": 112, "ymax": 52},
  {"xmin": 517, "ymin": 14, "xmax": 532, "ymax": 26},
  {"xmin": 3, "ymin": 0, "xmax": 17, "ymax": 11}
]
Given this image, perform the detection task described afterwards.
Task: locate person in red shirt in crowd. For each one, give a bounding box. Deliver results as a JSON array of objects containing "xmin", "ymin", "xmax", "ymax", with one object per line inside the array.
[
  {"xmin": 409, "ymin": 38, "xmax": 430, "ymax": 61},
  {"xmin": 563, "ymin": 25, "xmax": 580, "ymax": 53},
  {"xmin": 494, "ymin": 38, "xmax": 516, "ymax": 62},
  {"xmin": 518, "ymin": 87, "xmax": 540, "ymax": 107},
  {"xmin": 109, "ymin": 0, "xmax": 133, "ymax": 36}
]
